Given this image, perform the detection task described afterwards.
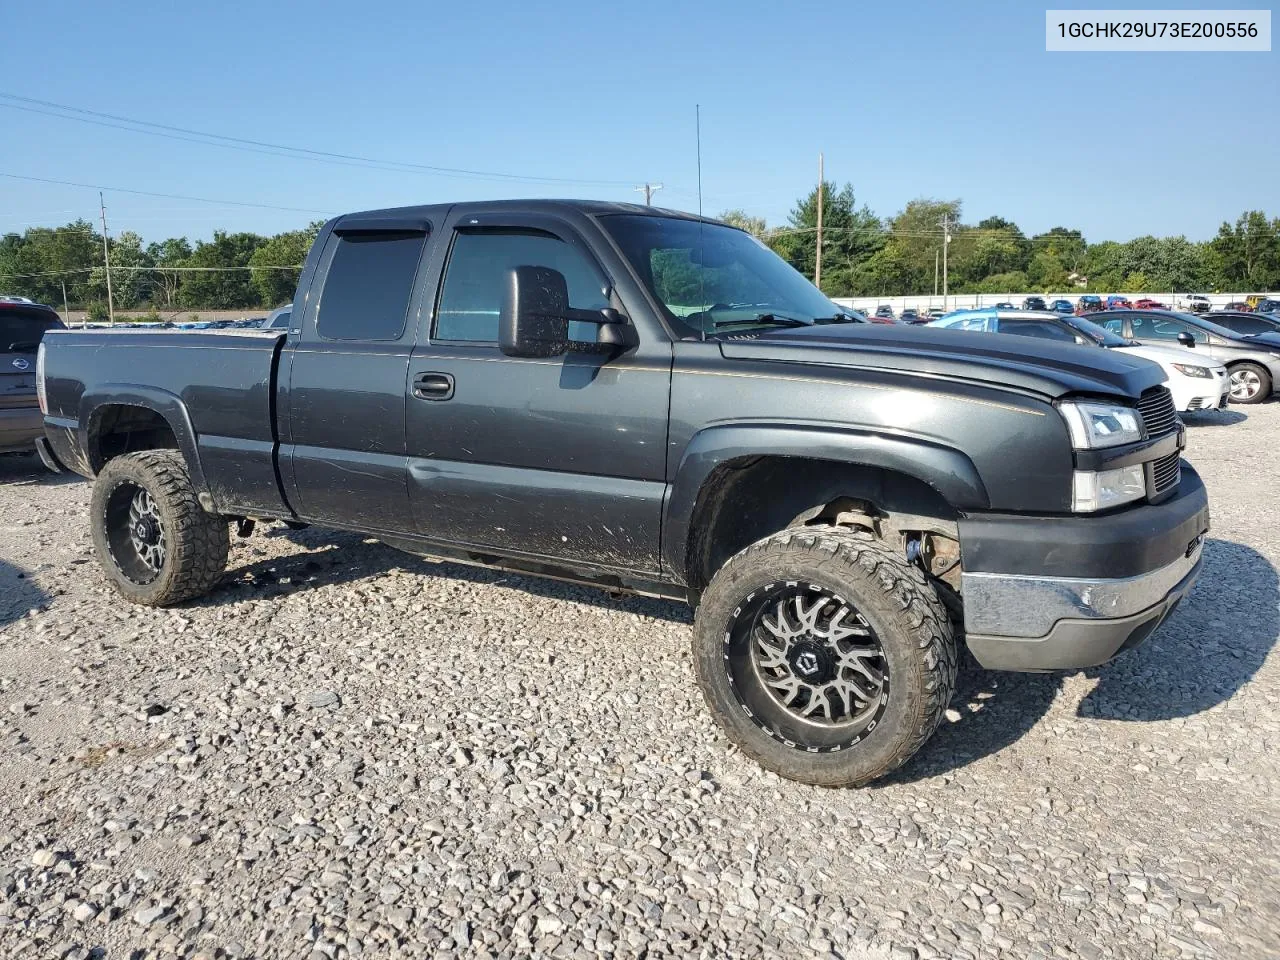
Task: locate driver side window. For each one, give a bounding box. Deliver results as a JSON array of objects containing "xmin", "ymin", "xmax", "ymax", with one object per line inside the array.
[{"xmin": 434, "ymin": 229, "xmax": 609, "ymax": 343}]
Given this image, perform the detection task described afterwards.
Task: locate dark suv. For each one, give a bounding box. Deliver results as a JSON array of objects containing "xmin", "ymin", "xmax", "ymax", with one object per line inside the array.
[
  {"xmin": 1099, "ymin": 309, "xmax": 1280, "ymax": 403},
  {"xmin": 1, "ymin": 298, "xmax": 65, "ymax": 454}
]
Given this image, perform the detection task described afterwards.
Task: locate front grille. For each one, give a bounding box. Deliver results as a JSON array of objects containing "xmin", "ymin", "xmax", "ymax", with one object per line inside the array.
[
  {"xmin": 1138, "ymin": 386, "xmax": 1178, "ymax": 436},
  {"xmin": 1186, "ymin": 398, "xmax": 1205, "ymax": 411},
  {"xmin": 1150, "ymin": 451, "xmax": 1181, "ymax": 494}
]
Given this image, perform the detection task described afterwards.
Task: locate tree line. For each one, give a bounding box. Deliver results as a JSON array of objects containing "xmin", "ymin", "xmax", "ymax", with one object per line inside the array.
[
  {"xmin": 1, "ymin": 194, "xmax": 1277, "ymax": 314},
  {"xmin": 0, "ymin": 221, "xmax": 322, "ymax": 317},
  {"xmin": 728, "ymin": 186, "xmax": 1280, "ymax": 297}
]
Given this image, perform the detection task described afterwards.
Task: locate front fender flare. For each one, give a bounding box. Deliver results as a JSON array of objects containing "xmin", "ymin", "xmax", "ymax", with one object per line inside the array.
[
  {"xmin": 78, "ymin": 385, "xmax": 207, "ymax": 492},
  {"xmin": 662, "ymin": 423, "xmax": 989, "ymax": 581}
]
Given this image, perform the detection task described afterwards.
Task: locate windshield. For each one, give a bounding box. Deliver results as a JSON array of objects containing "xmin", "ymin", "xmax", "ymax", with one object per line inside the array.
[
  {"xmin": 1061, "ymin": 314, "xmax": 1130, "ymax": 347},
  {"xmin": 600, "ymin": 215, "xmax": 848, "ymax": 336}
]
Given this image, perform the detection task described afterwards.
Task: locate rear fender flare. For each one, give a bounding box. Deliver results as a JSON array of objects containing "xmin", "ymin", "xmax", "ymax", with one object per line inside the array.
[
  {"xmin": 662, "ymin": 423, "xmax": 989, "ymax": 581},
  {"xmin": 78, "ymin": 385, "xmax": 206, "ymax": 491}
]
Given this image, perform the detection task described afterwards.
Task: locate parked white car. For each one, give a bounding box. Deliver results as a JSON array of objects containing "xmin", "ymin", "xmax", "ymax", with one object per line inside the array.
[
  {"xmin": 1119, "ymin": 342, "xmax": 1229, "ymax": 412},
  {"xmin": 1179, "ymin": 294, "xmax": 1212, "ymax": 313},
  {"xmin": 928, "ymin": 309, "xmax": 1230, "ymax": 412}
]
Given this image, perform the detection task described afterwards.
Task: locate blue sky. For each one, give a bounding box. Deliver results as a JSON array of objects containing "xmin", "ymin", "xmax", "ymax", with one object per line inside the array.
[{"xmin": 3, "ymin": 0, "xmax": 1276, "ymax": 244}]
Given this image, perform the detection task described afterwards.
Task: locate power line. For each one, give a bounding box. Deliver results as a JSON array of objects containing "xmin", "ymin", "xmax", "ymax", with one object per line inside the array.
[
  {"xmin": 0, "ymin": 172, "xmax": 331, "ymax": 214},
  {"xmin": 0, "ymin": 92, "xmax": 643, "ymax": 187}
]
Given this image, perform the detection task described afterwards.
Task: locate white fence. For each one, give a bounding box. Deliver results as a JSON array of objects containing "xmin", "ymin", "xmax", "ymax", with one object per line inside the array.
[{"xmin": 830, "ymin": 292, "xmax": 1279, "ymax": 315}]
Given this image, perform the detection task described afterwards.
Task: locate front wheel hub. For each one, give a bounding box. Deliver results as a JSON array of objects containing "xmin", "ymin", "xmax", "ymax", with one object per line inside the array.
[{"xmin": 723, "ymin": 583, "xmax": 890, "ymax": 752}]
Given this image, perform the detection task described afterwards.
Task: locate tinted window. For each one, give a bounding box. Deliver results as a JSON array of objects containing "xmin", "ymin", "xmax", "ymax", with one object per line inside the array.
[
  {"xmin": 1, "ymin": 307, "xmax": 64, "ymax": 351},
  {"xmin": 1130, "ymin": 314, "xmax": 1204, "ymax": 343},
  {"xmin": 434, "ymin": 230, "xmax": 608, "ymax": 343},
  {"xmin": 997, "ymin": 318, "xmax": 1079, "ymax": 342},
  {"xmin": 1210, "ymin": 314, "xmax": 1274, "ymax": 336},
  {"xmin": 316, "ymin": 233, "xmax": 426, "ymax": 341}
]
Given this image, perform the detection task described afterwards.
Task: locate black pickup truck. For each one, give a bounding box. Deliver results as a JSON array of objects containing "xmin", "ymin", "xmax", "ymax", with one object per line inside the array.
[{"xmin": 36, "ymin": 201, "xmax": 1209, "ymax": 786}]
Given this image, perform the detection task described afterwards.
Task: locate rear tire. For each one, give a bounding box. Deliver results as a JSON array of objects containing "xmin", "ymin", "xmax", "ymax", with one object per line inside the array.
[
  {"xmin": 1229, "ymin": 362, "xmax": 1271, "ymax": 404},
  {"xmin": 692, "ymin": 526, "xmax": 957, "ymax": 787},
  {"xmin": 90, "ymin": 450, "xmax": 229, "ymax": 606}
]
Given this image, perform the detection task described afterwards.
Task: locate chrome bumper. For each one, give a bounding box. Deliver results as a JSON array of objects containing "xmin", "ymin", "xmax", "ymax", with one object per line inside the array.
[{"xmin": 962, "ymin": 539, "xmax": 1203, "ymax": 640}]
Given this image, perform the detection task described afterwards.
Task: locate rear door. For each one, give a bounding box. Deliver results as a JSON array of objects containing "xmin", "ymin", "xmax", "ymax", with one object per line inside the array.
[
  {"xmin": 281, "ymin": 220, "xmax": 430, "ymax": 531},
  {"xmin": 403, "ymin": 211, "xmax": 672, "ymax": 572}
]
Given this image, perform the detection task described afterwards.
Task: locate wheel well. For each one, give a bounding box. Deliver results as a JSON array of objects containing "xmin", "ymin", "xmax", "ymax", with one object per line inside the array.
[
  {"xmin": 686, "ymin": 455, "xmax": 958, "ymax": 592},
  {"xmin": 87, "ymin": 405, "xmax": 180, "ymax": 473}
]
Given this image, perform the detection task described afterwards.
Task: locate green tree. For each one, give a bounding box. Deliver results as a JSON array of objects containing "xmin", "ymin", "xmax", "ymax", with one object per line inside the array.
[
  {"xmin": 1207, "ymin": 211, "xmax": 1279, "ymax": 290},
  {"xmin": 862, "ymin": 198, "xmax": 959, "ymax": 296},
  {"xmin": 249, "ymin": 221, "xmax": 322, "ymax": 308},
  {"xmin": 717, "ymin": 209, "xmax": 767, "ymax": 237},
  {"xmin": 179, "ymin": 231, "xmax": 266, "ymax": 308},
  {"xmin": 145, "ymin": 237, "xmax": 192, "ymax": 309},
  {"xmin": 88, "ymin": 230, "xmax": 152, "ymax": 309},
  {"xmin": 767, "ymin": 182, "xmax": 885, "ymax": 296}
]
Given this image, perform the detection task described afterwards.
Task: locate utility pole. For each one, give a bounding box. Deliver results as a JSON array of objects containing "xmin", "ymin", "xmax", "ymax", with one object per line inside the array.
[
  {"xmin": 61, "ymin": 280, "xmax": 70, "ymax": 326},
  {"xmin": 934, "ymin": 249, "xmax": 939, "ymax": 297},
  {"xmin": 940, "ymin": 213, "xmax": 952, "ymax": 310},
  {"xmin": 814, "ymin": 153, "xmax": 824, "ymax": 289},
  {"xmin": 98, "ymin": 192, "xmax": 115, "ymax": 326},
  {"xmin": 634, "ymin": 183, "xmax": 663, "ymax": 206}
]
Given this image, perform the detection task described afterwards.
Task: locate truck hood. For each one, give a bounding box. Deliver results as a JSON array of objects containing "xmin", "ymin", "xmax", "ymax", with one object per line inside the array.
[{"xmin": 716, "ymin": 324, "xmax": 1166, "ymax": 400}]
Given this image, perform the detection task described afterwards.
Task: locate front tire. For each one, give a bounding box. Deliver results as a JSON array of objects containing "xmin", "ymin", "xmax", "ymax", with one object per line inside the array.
[
  {"xmin": 90, "ymin": 450, "xmax": 229, "ymax": 606},
  {"xmin": 1229, "ymin": 362, "xmax": 1271, "ymax": 404},
  {"xmin": 692, "ymin": 526, "xmax": 957, "ymax": 787}
]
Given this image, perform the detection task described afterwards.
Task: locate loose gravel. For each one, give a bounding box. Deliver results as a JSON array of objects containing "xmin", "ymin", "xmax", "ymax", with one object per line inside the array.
[{"xmin": 0, "ymin": 404, "xmax": 1278, "ymax": 959}]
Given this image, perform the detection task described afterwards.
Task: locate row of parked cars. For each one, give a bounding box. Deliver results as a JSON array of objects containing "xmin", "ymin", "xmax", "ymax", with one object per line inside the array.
[
  {"xmin": 873, "ymin": 294, "xmax": 1280, "ymax": 324},
  {"xmin": 927, "ymin": 306, "xmax": 1280, "ymax": 406},
  {"xmin": 79, "ymin": 304, "xmax": 293, "ymax": 332}
]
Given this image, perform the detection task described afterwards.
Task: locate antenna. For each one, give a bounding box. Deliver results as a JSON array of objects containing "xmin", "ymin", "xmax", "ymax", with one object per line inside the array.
[{"xmin": 696, "ymin": 104, "xmax": 705, "ymax": 342}]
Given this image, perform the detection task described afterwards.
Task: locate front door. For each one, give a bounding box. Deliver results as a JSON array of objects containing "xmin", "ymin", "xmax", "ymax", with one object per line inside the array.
[{"xmin": 404, "ymin": 214, "xmax": 671, "ymax": 573}]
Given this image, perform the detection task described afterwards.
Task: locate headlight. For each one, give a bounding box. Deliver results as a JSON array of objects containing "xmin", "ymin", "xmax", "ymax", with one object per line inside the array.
[
  {"xmin": 1170, "ymin": 363, "xmax": 1212, "ymax": 379},
  {"xmin": 1058, "ymin": 401, "xmax": 1143, "ymax": 449},
  {"xmin": 1073, "ymin": 465, "xmax": 1146, "ymax": 512}
]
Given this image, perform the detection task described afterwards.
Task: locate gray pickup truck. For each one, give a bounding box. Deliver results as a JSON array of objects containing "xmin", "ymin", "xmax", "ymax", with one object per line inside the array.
[{"xmin": 36, "ymin": 201, "xmax": 1209, "ymax": 786}]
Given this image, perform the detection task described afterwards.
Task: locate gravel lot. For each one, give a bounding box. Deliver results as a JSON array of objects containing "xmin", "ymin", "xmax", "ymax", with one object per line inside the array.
[{"xmin": 1, "ymin": 405, "xmax": 1278, "ymax": 960}]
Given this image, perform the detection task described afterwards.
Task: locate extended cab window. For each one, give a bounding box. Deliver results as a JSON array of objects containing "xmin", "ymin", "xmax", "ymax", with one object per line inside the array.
[
  {"xmin": 434, "ymin": 230, "xmax": 608, "ymax": 343},
  {"xmin": 317, "ymin": 233, "xmax": 426, "ymax": 341}
]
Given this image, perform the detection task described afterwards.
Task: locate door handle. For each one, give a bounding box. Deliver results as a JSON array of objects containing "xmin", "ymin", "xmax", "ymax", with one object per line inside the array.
[{"xmin": 413, "ymin": 372, "xmax": 455, "ymax": 401}]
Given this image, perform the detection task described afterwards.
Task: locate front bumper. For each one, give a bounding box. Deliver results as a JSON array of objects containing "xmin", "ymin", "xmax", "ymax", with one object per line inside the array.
[
  {"xmin": 1174, "ymin": 369, "xmax": 1230, "ymax": 412},
  {"xmin": 0, "ymin": 405, "xmax": 43, "ymax": 454},
  {"xmin": 959, "ymin": 465, "xmax": 1210, "ymax": 671}
]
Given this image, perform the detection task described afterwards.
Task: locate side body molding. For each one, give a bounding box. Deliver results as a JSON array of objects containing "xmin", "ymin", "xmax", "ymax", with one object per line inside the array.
[{"xmin": 661, "ymin": 423, "xmax": 990, "ymax": 582}]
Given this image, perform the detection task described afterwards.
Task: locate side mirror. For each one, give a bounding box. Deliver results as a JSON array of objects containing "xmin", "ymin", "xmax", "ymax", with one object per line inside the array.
[
  {"xmin": 500, "ymin": 265, "xmax": 569, "ymax": 358},
  {"xmin": 1176, "ymin": 332, "xmax": 1196, "ymax": 348}
]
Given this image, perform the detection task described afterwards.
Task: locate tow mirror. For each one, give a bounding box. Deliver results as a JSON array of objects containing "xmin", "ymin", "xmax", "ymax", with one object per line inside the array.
[
  {"xmin": 500, "ymin": 265, "xmax": 570, "ymax": 358},
  {"xmin": 1176, "ymin": 331, "xmax": 1196, "ymax": 348}
]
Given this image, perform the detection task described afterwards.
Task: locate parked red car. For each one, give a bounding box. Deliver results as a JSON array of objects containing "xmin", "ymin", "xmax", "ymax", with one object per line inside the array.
[
  {"xmin": 1132, "ymin": 298, "xmax": 1167, "ymax": 309},
  {"xmin": 1224, "ymin": 301, "xmax": 1253, "ymax": 312}
]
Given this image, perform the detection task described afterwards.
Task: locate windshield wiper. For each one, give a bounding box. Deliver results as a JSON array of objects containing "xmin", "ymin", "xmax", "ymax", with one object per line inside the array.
[
  {"xmin": 711, "ymin": 313, "xmax": 812, "ymax": 330},
  {"xmin": 813, "ymin": 312, "xmax": 864, "ymax": 324}
]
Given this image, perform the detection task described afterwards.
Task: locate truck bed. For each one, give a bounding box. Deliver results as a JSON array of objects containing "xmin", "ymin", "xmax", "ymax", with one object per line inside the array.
[{"xmin": 41, "ymin": 328, "xmax": 290, "ymax": 516}]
